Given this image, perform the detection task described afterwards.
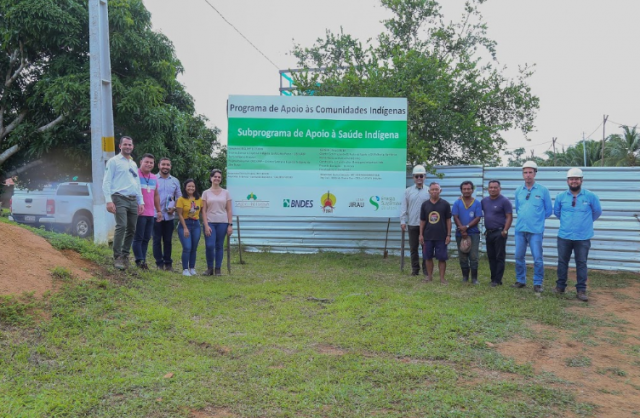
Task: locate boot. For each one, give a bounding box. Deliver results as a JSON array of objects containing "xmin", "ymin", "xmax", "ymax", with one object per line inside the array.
[
  {"xmin": 114, "ymin": 256, "xmax": 125, "ymax": 270},
  {"xmin": 462, "ymin": 268, "xmax": 469, "ymax": 283},
  {"xmin": 202, "ymin": 268, "xmax": 214, "ymax": 276},
  {"xmin": 471, "ymin": 269, "xmax": 478, "ymax": 285},
  {"xmin": 214, "ymin": 268, "xmax": 222, "ymax": 276}
]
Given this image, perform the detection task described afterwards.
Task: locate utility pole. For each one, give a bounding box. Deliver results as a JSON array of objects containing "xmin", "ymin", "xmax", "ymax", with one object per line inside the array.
[
  {"xmin": 89, "ymin": 0, "xmax": 115, "ymax": 244},
  {"xmin": 583, "ymin": 132, "xmax": 587, "ymax": 167},
  {"xmin": 602, "ymin": 115, "xmax": 609, "ymax": 167},
  {"xmin": 552, "ymin": 137, "xmax": 557, "ymax": 166}
]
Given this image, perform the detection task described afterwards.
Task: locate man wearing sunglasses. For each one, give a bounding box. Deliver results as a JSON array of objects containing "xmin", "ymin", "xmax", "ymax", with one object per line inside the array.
[
  {"xmin": 513, "ymin": 161, "xmax": 552, "ymax": 292},
  {"xmin": 102, "ymin": 136, "xmax": 145, "ymax": 270},
  {"xmin": 400, "ymin": 165, "xmax": 430, "ymax": 276},
  {"xmin": 553, "ymin": 168, "xmax": 602, "ymax": 301}
]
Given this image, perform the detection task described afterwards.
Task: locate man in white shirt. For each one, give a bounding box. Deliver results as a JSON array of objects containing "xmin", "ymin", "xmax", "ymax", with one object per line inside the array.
[
  {"xmin": 102, "ymin": 136, "xmax": 144, "ymax": 269},
  {"xmin": 400, "ymin": 165, "xmax": 430, "ymax": 276}
]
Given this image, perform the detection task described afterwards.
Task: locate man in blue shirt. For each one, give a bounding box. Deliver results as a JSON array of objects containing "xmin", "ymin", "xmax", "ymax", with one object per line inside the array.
[
  {"xmin": 513, "ymin": 161, "xmax": 552, "ymax": 292},
  {"xmin": 452, "ymin": 181, "xmax": 483, "ymax": 284},
  {"xmin": 553, "ymin": 168, "xmax": 602, "ymax": 302}
]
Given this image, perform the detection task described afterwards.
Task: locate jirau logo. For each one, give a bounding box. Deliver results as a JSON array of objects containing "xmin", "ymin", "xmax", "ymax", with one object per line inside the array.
[
  {"xmin": 283, "ymin": 199, "xmax": 314, "ymax": 208},
  {"xmin": 321, "ymin": 191, "xmax": 336, "ymax": 213},
  {"xmin": 246, "ymin": 192, "xmax": 258, "ymax": 200},
  {"xmin": 369, "ymin": 196, "xmax": 380, "ymax": 211}
]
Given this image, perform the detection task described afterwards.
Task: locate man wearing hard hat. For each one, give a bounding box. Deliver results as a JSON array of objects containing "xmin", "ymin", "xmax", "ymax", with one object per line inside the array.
[
  {"xmin": 513, "ymin": 161, "xmax": 553, "ymax": 292},
  {"xmin": 400, "ymin": 165, "xmax": 430, "ymax": 276},
  {"xmin": 553, "ymin": 168, "xmax": 602, "ymax": 301}
]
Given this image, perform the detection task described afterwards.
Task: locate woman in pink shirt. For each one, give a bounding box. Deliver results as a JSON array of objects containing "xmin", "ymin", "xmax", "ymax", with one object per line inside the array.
[{"xmin": 201, "ymin": 169, "xmax": 233, "ymax": 276}]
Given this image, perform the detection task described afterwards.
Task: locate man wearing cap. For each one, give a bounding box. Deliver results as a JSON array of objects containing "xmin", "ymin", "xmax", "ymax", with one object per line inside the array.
[
  {"xmin": 400, "ymin": 165, "xmax": 430, "ymax": 276},
  {"xmin": 452, "ymin": 181, "xmax": 483, "ymax": 284},
  {"xmin": 513, "ymin": 161, "xmax": 552, "ymax": 292},
  {"xmin": 553, "ymin": 168, "xmax": 602, "ymax": 301}
]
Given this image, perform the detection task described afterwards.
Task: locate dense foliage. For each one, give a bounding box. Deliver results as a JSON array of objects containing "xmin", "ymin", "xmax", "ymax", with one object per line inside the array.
[
  {"xmin": 290, "ymin": 0, "xmax": 539, "ymax": 169},
  {"xmin": 0, "ymin": 0, "xmax": 219, "ymax": 189}
]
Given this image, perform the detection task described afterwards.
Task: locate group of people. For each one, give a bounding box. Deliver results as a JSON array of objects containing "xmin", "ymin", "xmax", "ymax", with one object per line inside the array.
[
  {"xmin": 102, "ymin": 136, "xmax": 233, "ymax": 277},
  {"xmin": 400, "ymin": 161, "xmax": 602, "ymax": 301}
]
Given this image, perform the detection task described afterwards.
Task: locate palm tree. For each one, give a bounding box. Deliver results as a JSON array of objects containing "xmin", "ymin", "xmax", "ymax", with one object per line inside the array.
[{"xmin": 604, "ymin": 125, "xmax": 640, "ymax": 166}]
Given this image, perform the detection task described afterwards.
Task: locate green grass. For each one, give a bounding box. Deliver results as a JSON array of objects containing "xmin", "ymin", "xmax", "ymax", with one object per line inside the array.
[{"xmin": 1, "ymin": 223, "xmax": 637, "ymax": 417}]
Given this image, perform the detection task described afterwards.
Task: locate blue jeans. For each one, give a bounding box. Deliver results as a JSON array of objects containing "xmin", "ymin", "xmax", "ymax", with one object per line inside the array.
[
  {"xmin": 178, "ymin": 219, "xmax": 201, "ymax": 269},
  {"xmin": 205, "ymin": 222, "xmax": 228, "ymax": 269},
  {"xmin": 153, "ymin": 219, "xmax": 175, "ymax": 268},
  {"xmin": 515, "ymin": 231, "xmax": 544, "ymax": 285},
  {"xmin": 132, "ymin": 215, "xmax": 155, "ymax": 263},
  {"xmin": 556, "ymin": 237, "xmax": 591, "ymax": 292}
]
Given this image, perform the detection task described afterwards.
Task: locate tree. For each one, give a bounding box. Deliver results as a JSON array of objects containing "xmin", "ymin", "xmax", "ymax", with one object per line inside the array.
[
  {"xmin": 604, "ymin": 125, "xmax": 640, "ymax": 167},
  {"xmin": 0, "ymin": 0, "xmax": 219, "ymax": 188},
  {"xmin": 290, "ymin": 0, "xmax": 539, "ymax": 168}
]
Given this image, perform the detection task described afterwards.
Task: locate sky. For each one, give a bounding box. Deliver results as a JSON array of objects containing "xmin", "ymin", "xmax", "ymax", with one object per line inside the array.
[{"xmin": 144, "ymin": 0, "xmax": 640, "ymax": 162}]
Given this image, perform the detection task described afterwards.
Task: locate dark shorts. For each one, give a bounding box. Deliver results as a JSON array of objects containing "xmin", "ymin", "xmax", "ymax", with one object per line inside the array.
[{"xmin": 423, "ymin": 240, "xmax": 448, "ymax": 261}]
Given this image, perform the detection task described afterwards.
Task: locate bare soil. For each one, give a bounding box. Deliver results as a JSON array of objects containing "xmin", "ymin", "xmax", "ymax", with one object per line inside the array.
[
  {"xmin": 498, "ymin": 281, "xmax": 640, "ymax": 418},
  {"xmin": 0, "ymin": 222, "xmax": 95, "ymax": 297}
]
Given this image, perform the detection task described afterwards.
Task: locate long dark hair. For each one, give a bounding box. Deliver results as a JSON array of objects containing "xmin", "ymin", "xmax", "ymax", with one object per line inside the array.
[{"xmin": 181, "ymin": 178, "xmax": 200, "ymax": 199}]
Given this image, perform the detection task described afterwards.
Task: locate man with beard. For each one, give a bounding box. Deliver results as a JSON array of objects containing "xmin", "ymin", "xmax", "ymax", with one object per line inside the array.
[
  {"xmin": 153, "ymin": 157, "xmax": 181, "ymax": 271},
  {"xmin": 553, "ymin": 168, "xmax": 602, "ymax": 302},
  {"xmin": 103, "ymin": 136, "xmax": 144, "ymax": 270}
]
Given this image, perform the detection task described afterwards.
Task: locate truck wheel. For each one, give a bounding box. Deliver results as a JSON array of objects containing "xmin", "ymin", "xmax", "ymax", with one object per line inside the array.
[{"xmin": 73, "ymin": 214, "xmax": 93, "ymax": 239}]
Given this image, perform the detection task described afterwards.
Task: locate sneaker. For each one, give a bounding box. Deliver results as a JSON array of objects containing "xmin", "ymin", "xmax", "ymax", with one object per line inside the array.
[
  {"xmin": 202, "ymin": 268, "xmax": 214, "ymax": 276},
  {"xmin": 553, "ymin": 287, "xmax": 565, "ymax": 294},
  {"xmin": 114, "ymin": 256, "xmax": 125, "ymax": 270},
  {"xmin": 182, "ymin": 269, "xmax": 191, "ymax": 276},
  {"xmin": 165, "ymin": 265, "xmax": 174, "ymax": 273},
  {"xmin": 576, "ymin": 291, "xmax": 589, "ymax": 302},
  {"xmin": 189, "ymin": 268, "xmax": 197, "ymax": 276},
  {"xmin": 511, "ymin": 282, "xmax": 526, "ymax": 288},
  {"xmin": 214, "ymin": 268, "xmax": 222, "ymax": 276},
  {"xmin": 533, "ymin": 285, "xmax": 543, "ymax": 293},
  {"xmin": 140, "ymin": 262, "xmax": 149, "ymax": 270},
  {"xmin": 122, "ymin": 256, "xmax": 131, "ymax": 269},
  {"xmin": 411, "ymin": 271, "xmax": 419, "ymax": 276},
  {"xmin": 490, "ymin": 282, "xmax": 499, "ymax": 287}
]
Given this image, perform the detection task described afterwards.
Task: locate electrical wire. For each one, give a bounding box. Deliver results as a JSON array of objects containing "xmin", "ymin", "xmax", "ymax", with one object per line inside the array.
[{"xmin": 202, "ymin": 0, "xmax": 281, "ymax": 70}]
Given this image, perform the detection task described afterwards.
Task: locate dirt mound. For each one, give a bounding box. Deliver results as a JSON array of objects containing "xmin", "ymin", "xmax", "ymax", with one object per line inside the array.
[
  {"xmin": 498, "ymin": 282, "xmax": 640, "ymax": 418},
  {"xmin": 0, "ymin": 222, "xmax": 94, "ymax": 297}
]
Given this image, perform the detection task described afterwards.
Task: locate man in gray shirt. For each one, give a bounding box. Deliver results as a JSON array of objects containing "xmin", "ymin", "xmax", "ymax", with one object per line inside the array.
[
  {"xmin": 400, "ymin": 165, "xmax": 430, "ymax": 276},
  {"xmin": 153, "ymin": 157, "xmax": 181, "ymax": 271}
]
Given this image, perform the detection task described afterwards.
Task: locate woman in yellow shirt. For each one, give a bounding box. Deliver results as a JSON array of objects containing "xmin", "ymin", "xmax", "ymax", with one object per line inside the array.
[{"xmin": 176, "ymin": 179, "xmax": 203, "ymax": 276}]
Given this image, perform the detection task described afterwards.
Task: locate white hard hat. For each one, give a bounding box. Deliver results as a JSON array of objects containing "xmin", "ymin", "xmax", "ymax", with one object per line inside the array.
[
  {"xmin": 412, "ymin": 165, "xmax": 426, "ymax": 175},
  {"xmin": 567, "ymin": 167, "xmax": 583, "ymax": 178},
  {"xmin": 522, "ymin": 161, "xmax": 538, "ymax": 170}
]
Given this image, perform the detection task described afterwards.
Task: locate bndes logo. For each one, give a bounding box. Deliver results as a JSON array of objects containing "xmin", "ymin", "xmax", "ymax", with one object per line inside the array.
[{"xmin": 283, "ymin": 199, "xmax": 314, "ymax": 208}]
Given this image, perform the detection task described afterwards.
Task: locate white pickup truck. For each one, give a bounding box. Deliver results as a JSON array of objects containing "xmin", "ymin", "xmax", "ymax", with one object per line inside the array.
[{"xmin": 9, "ymin": 182, "xmax": 95, "ymax": 238}]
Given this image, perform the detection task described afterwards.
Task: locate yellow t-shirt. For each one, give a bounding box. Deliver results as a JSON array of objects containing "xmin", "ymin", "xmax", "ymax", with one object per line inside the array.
[{"xmin": 176, "ymin": 197, "xmax": 202, "ymax": 220}]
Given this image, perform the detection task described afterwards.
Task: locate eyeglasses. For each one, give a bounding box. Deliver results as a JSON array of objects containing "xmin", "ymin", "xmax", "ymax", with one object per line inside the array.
[
  {"xmin": 414, "ymin": 174, "xmax": 424, "ymax": 178},
  {"xmin": 129, "ymin": 168, "xmax": 138, "ymax": 178},
  {"xmin": 572, "ymin": 196, "xmax": 577, "ymax": 207},
  {"xmin": 525, "ymin": 192, "xmax": 531, "ymax": 200}
]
